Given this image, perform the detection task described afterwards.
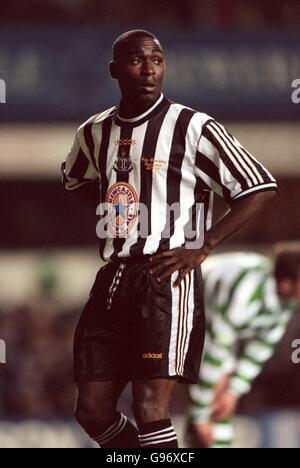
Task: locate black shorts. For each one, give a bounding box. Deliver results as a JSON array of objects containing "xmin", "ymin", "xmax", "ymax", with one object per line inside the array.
[{"xmin": 74, "ymin": 258, "xmax": 205, "ymax": 384}]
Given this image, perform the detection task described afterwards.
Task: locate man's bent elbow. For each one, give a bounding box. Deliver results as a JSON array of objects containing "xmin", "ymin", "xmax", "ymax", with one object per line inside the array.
[{"xmin": 261, "ymin": 189, "xmax": 278, "ymax": 202}]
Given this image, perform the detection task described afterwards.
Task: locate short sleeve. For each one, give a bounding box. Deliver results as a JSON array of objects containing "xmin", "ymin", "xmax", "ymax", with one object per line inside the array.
[
  {"xmin": 61, "ymin": 131, "xmax": 99, "ymax": 192},
  {"xmin": 195, "ymin": 119, "xmax": 278, "ymax": 204}
]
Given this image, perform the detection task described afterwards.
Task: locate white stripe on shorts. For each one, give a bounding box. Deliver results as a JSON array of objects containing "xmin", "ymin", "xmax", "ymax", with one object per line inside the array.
[{"xmin": 168, "ymin": 271, "xmax": 194, "ymax": 378}]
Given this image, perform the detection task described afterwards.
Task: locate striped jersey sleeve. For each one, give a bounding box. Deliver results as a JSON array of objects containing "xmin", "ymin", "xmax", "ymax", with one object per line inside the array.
[
  {"xmin": 189, "ymin": 319, "xmax": 237, "ymax": 424},
  {"xmin": 195, "ymin": 119, "xmax": 278, "ymax": 204},
  {"xmin": 62, "ymin": 129, "xmax": 99, "ymax": 192},
  {"xmin": 229, "ymin": 314, "xmax": 291, "ymax": 396},
  {"xmin": 189, "ymin": 313, "xmax": 290, "ymax": 424},
  {"xmin": 189, "ymin": 254, "xmax": 293, "ymax": 423}
]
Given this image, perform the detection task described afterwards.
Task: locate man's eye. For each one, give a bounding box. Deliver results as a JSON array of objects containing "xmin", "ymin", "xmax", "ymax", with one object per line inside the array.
[
  {"xmin": 131, "ymin": 58, "xmax": 141, "ymax": 65},
  {"xmin": 153, "ymin": 58, "xmax": 163, "ymax": 65}
]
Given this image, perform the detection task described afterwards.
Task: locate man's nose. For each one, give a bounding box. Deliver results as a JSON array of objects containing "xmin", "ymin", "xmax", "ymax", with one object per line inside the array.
[{"xmin": 142, "ymin": 59, "xmax": 155, "ymax": 75}]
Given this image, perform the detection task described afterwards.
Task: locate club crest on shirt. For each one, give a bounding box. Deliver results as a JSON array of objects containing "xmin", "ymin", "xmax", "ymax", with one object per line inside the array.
[
  {"xmin": 106, "ymin": 182, "xmax": 138, "ymax": 237},
  {"xmin": 113, "ymin": 148, "xmax": 134, "ymax": 173}
]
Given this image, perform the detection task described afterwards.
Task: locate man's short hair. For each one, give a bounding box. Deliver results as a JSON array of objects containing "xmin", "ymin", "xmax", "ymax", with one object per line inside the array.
[
  {"xmin": 274, "ymin": 241, "xmax": 300, "ymax": 281},
  {"xmin": 112, "ymin": 30, "xmax": 160, "ymax": 62}
]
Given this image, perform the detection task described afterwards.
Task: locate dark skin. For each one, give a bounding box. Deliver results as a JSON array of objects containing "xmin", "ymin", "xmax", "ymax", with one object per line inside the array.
[
  {"xmin": 74, "ymin": 36, "xmax": 277, "ymax": 444},
  {"xmin": 73, "ymin": 37, "xmax": 165, "ymax": 210},
  {"xmin": 76, "ymin": 37, "xmax": 177, "ymax": 443},
  {"xmin": 109, "ymin": 36, "xmax": 165, "ymax": 118}
]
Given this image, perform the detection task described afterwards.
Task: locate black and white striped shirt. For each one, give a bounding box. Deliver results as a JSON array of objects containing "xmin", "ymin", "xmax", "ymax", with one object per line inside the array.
[{"xmin": 62, "ymin": 95, "xmax": 277, "ymax": 262}]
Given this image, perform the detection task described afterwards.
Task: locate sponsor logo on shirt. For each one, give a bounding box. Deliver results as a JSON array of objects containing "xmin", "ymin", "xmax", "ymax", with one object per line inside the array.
[{"xmin": 106, "ymin": 182, "xmax": 138, "ymax": 237}]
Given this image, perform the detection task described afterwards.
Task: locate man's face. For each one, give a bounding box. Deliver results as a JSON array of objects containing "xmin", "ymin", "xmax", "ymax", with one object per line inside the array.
[
  {"xmin": 110, "ymin": 36, "xmax": 165, "ymax": 108},
  {"xmin": 277, "ymin": 272, "xmax": 300, "ymax": 304}
]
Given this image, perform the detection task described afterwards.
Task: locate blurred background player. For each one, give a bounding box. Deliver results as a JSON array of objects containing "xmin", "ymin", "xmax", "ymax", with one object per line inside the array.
[{"xmin": 188, "ymin": 243, "xmax": 300, "ymax": 448}]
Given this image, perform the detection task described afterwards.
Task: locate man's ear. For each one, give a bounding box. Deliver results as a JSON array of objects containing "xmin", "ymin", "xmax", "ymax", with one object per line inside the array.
[{"xmin": 109, "ymin": 61, "xmax": 118, "ymax": 80}]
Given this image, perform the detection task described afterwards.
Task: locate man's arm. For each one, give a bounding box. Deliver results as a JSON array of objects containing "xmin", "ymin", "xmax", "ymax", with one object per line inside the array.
[
  {"xmin": 61, "ymin": 130, "xmax": 100, "ymax": 212},
  {"xmin": 190, "ymin": 331, "xmax": 236, "ymax": 425},
  {"xmin": 150, "ymin": 190, "xmax": 276, "ymax": 287},
  {"xmin": 204, "ymin": 190, "xmax": 275, "ymax": 252},
  {"xmin": 68, "ymin": 181, "xmax": 100, "ymax": 211},
  {"xmin": 151, "ymin": 116, "xmax": 278, "ymax": 287},
  {"xmin": 228, "ymin": 316, "xmax": 289, "ymax": 396},
  {"xmin": 211, "ymin": 315, "xmax": 290, "ymax": 421}
]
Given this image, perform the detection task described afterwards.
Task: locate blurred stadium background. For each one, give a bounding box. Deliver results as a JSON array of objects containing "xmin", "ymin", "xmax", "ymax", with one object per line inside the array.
[{"xmin": 0, "ymin": 0, "xmax": 300, "ymax": 448}]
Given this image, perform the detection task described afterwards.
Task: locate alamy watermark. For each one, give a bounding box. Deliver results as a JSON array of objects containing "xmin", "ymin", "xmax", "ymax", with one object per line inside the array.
[
  {"xmin": 0, "ymin": 79, "xmax": 6, "ymax": 103},
  {"xmin": 291, "ymin": 79, "xmax": 300, "ymax": 104},
  {"xmin": 291, "ymin": 339, "xmax": 300, "ymax": 364},
  {"xmin": 0, "ymin": 339, "xmax": 6, "ymax": 364},
  {"xmin": 96, "ymin": 201, "xmax": 205, "ymax": 250}
]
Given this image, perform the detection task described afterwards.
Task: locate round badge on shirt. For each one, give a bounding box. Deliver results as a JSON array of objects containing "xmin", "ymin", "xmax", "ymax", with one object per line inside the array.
[{"xmin": 106, "ymin": 182, "xmax": 138, "ymax": 237}]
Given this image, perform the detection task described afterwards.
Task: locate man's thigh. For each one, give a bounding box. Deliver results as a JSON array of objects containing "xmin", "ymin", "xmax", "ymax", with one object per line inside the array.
[
  {"xmin": 132, "ymin": 378, "xmax": 178, "ymax": 423},
  {"xmin": 76, "ymin": 380, "xmax": 128, "ymax": 412}
]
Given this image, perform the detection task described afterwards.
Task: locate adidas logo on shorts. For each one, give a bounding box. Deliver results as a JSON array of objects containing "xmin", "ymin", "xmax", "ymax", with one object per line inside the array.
[{"xmin": 142, "ymin": 353, "xmax": 163, "ymax": 360}]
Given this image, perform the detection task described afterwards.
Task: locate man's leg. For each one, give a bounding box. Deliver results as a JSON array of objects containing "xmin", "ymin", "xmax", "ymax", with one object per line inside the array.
[
  {"xmin": 75, "ymin": 380, "xmax": 140, "ymax": 448},
  {"xmin": 132, "ymin": 379, "xmax": 178, "ymax": 448}
]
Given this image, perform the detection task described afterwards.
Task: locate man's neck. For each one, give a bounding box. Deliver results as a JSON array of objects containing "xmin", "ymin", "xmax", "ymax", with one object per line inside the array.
[{"xmin": 118, "ymin": 95, "xmax": 161, "ymax": 119}]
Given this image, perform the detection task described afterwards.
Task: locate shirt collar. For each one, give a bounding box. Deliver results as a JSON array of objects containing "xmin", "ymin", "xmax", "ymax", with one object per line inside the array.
[{"xmin": 115, "ymin": 94, "xmax": 165, "ymax": 125}]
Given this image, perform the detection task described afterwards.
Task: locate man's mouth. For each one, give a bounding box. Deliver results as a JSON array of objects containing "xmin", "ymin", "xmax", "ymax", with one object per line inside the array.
[{"xmin": 140, "ymin": 83, "xmax": 156, "ymax": 92}]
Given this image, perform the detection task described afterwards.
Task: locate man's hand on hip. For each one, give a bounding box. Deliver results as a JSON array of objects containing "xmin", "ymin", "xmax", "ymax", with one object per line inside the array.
[{"xmin": 149, "ymin": 246, "xmax": 210, "ymax": 288}]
